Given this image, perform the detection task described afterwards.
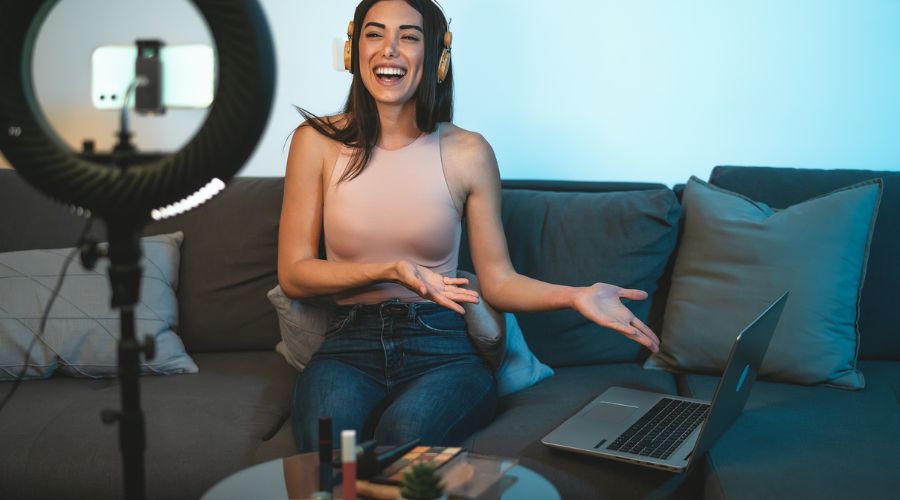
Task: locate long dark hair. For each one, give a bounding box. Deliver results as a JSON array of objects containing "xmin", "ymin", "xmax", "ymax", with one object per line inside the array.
[{"xmin": 296, "ymin": 0, "xmax": 454, "ymax": 182}]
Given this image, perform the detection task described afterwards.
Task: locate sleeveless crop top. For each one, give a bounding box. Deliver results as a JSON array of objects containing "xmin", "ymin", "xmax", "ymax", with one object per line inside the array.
[{"xmin": 323, "ymin": 125, "xmax": 461, "ymax": 304}]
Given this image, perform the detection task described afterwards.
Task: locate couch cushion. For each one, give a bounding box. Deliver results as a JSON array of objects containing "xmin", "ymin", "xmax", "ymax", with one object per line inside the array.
[
  {"xmin": 459, "ymin": 188, "xmax": 681, "ymax": 367},
  {"xmin": 462, "ymin": 363, "xmax": 701, "ymax": 499},
  {"xmin": 0, "ymin": 351, "xmax": 295, "ymax": 500},
  {"xmin": 710, "ymin": 166, "xmax": 900, "ymax": 360},
  {"xmin": 146, "ymin": 177, "xmax": 284, "ymax": 352},
  {"xmin": 647, "ymin": 177, "xmax": 880, "ymax": 389},
  {"xmin": 679, "ymin": 360, "xmax": 900, "ymax": 499},
  {"xmin": 251, "ymin": 418, "xmax": 297, "ymax": 465}
]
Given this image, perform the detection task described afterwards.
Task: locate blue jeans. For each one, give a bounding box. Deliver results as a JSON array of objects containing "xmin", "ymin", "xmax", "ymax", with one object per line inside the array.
[{"xmin": 291, "ymin": 300, "xmax": 498, "ymax": 452}]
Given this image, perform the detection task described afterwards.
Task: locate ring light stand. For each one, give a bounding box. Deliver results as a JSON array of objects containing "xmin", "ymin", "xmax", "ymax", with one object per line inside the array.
[{"xmin": 0, "ymin": 1, "xmax": 276, "ymax": 499}]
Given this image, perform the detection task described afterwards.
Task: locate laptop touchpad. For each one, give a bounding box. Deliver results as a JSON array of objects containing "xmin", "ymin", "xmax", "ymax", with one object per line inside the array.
[{"xmin": 585, "ymin": 403, "xmax": 637, "ymax": 423}]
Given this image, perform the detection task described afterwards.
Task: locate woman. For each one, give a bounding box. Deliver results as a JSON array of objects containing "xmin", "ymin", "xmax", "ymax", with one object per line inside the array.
[{"xmin": 278, "ymin": 0, "xmax": 660, "ymax": 452}]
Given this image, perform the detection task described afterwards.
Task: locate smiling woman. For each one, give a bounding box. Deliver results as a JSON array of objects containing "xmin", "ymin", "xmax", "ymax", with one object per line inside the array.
[
  {"xmin": 278, "ymin": 0, "xmax": 660, "ymax": 455},
  {"xmin": 296, "ymin": 0, "xmax": 453, "ymax": 182}
]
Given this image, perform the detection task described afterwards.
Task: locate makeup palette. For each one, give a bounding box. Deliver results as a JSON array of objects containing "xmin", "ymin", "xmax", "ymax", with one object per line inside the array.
[{"xmin": 370, "ymin": 446, "xmax": 463, "ymax": 484}]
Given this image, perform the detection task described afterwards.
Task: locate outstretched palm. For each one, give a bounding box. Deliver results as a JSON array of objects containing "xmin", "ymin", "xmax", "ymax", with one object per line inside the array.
[{"xmin": 572, "ymin": 283, "xmax": 660, "ymax": 352}]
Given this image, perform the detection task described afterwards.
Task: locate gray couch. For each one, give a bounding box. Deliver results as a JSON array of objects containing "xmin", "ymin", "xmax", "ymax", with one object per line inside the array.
[{"xmin": 0, "ymin": 166, "xmax": 897, "ymax": 500}]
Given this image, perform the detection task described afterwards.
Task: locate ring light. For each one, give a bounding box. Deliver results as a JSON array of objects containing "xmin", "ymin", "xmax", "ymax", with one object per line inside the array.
[
  {"xmin": 0, "ymin": 2, "xmax": 276, "ymax": 498},
  {"xmin": 0, "ymin": 0, "xmax": 276, "ymax": 222}
]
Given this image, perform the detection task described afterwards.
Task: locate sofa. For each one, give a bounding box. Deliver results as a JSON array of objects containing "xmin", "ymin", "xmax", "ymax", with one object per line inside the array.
[{"xmin": 0, "ymin": 165, "xmax": 897, "ymax": 500}]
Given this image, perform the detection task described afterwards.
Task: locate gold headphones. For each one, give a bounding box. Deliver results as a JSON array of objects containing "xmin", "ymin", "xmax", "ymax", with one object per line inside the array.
[{"xmin": 343, "ymin": 16, "xmax": 453, "ymax": 84}]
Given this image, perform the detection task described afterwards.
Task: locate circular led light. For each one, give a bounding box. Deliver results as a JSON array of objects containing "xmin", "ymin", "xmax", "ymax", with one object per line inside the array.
[{"xmin": 0, "ymin": 0, "xmax": 276, "ymax": 223}]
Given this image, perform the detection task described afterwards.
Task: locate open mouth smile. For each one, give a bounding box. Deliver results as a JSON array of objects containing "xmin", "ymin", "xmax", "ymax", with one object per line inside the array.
[{"xmin": 373, "ymin": 65, "xmax": 407, "ymax": 86}]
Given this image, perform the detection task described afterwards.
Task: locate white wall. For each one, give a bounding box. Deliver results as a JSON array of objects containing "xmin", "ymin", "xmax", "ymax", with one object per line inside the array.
[{"xmin": 3, "ymin": 0, "xmax": 899, "ymax": 186}]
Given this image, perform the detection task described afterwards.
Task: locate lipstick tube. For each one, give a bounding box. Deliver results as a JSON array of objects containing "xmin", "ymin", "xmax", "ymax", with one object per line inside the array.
[
  {"xmin": 341, "ymin": 430, "xmax": 357, "ymax": 500},
  {"xmin": 318, "ymin": 417, "xmax": 332, "ymax": 493}
]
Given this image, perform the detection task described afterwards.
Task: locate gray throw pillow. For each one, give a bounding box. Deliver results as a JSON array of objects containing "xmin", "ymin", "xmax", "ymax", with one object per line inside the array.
[
  {"xmin": 645, "ymin": 177, "xmax": 881, "ymax": 389},
  {"xmin": 268, "ymin": 285, "xmax": 333, "ymax": 371},
  {"xmin": 0, "ymin": 232, "xmax": 198, "ymax": 379},
  {"xmin": 457, "ymin": 269, "xmax": 505, "ymax": 371}
]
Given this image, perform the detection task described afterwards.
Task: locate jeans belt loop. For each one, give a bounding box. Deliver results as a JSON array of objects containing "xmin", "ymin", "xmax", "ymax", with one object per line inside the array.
[{"xmin": 348, "ymin": 304, "xmax": 362, "ymax": 325}]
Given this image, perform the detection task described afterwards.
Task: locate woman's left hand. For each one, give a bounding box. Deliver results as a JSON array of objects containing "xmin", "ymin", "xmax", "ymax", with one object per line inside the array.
[{"xmin": 571, "ymin": 283, "xmax": 660, "ymax": 353}]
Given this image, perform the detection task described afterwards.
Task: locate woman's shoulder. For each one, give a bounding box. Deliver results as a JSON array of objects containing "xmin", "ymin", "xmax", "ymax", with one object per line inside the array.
[
  {"xmin": 438, "ymin": 123, "xmax": 499, "ymax": 193},
  {"xmin": 294, "ymin": 113, "xmax": 348, "ymax": 142},
  {"xmin": 291, "ymin": 113, "xmax": 349, "ymax": 157},
  {"xmin": 439, "ymin": 122, "xmax": 494, "ymax": 159}
]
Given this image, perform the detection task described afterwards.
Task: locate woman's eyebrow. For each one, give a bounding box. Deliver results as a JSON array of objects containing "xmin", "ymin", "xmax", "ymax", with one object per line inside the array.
[{"xmin": 363, "ymin": 21, "xmax": 424, "ymax": 34}]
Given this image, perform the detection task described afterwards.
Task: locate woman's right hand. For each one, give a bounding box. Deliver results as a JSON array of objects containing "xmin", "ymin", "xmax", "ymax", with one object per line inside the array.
[{"xmin": 394, "ymin": 260, "xmax": 480, "ymax": 314}]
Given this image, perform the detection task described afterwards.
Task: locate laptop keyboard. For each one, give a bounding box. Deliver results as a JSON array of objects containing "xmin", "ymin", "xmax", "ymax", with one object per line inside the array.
[{"xmin": 607, "ymin": 398, "xmax": 710, "ymax": 460}]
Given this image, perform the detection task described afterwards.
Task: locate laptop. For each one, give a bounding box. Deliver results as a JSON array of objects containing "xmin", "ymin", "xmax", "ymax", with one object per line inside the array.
[{"xmin": 541, "ymin": 292, "xmax": 789, "ymax": 473}]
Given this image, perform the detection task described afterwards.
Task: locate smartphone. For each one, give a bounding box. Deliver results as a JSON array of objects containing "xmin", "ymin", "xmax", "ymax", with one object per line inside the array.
[{"xmin": 91, "ymin": 44, "xmax": 216, "ymax": 110}]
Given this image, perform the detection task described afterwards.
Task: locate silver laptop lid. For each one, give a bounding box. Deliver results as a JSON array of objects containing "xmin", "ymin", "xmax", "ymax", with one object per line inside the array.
[{"xmin": 688, "ymin": 291, "xmax": 789, "ymax": 466}]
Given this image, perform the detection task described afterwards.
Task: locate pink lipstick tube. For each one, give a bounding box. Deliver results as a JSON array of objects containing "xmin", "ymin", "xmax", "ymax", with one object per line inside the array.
[{"xmin": 341, "ymin": 430, "xmax": 357, "ymax": 500}]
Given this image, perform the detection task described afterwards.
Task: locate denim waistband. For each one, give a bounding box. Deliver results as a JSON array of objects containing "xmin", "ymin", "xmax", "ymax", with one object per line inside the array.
[{"xmin": 334, "ymin": 300, "xmax": 446, "ymax": 321}]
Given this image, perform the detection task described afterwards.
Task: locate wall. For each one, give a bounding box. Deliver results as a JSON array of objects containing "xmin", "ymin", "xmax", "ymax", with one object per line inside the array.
[{"xmin": 3, "ymin": 0, "xmax": 899, "ymax": 186}]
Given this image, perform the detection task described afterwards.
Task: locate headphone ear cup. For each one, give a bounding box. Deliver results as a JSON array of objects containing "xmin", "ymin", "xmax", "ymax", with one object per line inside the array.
[
  {"xmin": 436, "ymin": 48, "xmax": 451, "ymax": 83},
  {"xmin": 344, "ymin": 39, "xmax": 353, "ymax": 72},
  {"xmin": 344, "ymin": 21, "xmax": 354, "ymax": 73}
]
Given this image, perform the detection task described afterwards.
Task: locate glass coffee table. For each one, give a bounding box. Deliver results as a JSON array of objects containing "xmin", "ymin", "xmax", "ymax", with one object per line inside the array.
[{"xmin": 202, "ymin": 452, "xmax": 559, "ymax": 500}]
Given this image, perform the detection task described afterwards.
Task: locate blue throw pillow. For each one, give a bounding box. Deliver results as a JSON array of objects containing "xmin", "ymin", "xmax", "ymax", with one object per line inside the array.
[
  {"xmin": 497, "ymin": 313, "xmax": 554, "ymax": 397},
  {"xmin": 645, "ymin": 177, "xmax": 881, "ymax": 389}
]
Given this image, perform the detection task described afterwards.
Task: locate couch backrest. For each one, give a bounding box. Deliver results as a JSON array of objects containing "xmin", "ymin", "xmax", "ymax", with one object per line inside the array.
[
  {"xmin": 144, "ymin": 177, "xmax": 283, "ymax": 352},
  {"xmin": 0, "ymin": 170, "xmax": 107, "ymax": 251},
  {"xmin": 710, "ymin": 166, "xmax": 900, "ymax": 360},
  {"xmin": 3, "ymin": 169, "xmax": 681, "ymax": 359},
  {"xmin": 0, "ymin": 170, "xmax": 283, "ymax": 353}
]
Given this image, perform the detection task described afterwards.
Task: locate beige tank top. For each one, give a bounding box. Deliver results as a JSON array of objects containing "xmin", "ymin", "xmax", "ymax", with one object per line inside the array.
[{"xmin": 323, "ymin": 124, "xmax": 461, "ymax": 304}]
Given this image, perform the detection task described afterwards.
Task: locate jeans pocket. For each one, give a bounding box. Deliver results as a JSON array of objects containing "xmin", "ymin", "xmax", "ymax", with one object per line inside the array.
[
  {"xmin": 324, "ymin": 314, "xmax": 353, "ymax": 337},
  {"xmin": 415, "ymin": 309, "xmax": 467, "ymax": 335}
]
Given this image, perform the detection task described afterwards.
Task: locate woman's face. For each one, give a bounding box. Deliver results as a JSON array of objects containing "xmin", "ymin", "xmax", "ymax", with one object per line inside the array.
[{"xmin": 358, "ymin": 0, "xmax": 426, "ymax": 109}]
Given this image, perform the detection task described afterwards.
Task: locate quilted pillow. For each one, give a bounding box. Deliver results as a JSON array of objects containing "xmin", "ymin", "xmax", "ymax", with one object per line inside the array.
[{"xmin": 0, "ymin": 232, "xmax": 197, "ymax": 379}]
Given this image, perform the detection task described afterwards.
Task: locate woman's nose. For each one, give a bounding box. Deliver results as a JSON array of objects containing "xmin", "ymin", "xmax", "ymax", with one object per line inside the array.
[{"xmin": 382, "ymin": 35, "xmax": 398, "ymax": 57}]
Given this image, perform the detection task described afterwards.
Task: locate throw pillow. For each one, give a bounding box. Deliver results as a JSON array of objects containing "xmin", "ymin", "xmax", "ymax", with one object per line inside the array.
[
  {"xmin": 708, "ymin": 165, "xmax": 900, "ymax": 360},
  {"xmin": 457, "ymin": 270, "xmax": 505, "ymax": 371},
  {"xmin": 496, "ymin": 312, "xmax": 554, "ymax": 397},
  {"xmin": 0, "ymin": 232, "xmax": 198, "ymax": 379},
  {"xmin": 645, "ymin": 177, "xmax": 881, "ymax": 389},
  {"xmin": 268, "ymin": 285, "xmax": 334, "ymax": 371}
]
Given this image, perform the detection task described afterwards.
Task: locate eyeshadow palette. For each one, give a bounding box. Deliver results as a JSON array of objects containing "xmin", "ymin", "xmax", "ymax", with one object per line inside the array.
[{"xmin": 369, "ymin": 446, "xmax": 463, "ymax": 485}]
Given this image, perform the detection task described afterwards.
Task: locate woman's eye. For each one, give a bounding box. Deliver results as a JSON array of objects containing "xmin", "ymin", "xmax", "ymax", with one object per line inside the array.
[
  {"xmin": 365, "ymin": 32, "xmax": 382, "ymax": 39},
  {"xmin": 402, "ymin": 35, "xmax": 420, "ymax": 42}
]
